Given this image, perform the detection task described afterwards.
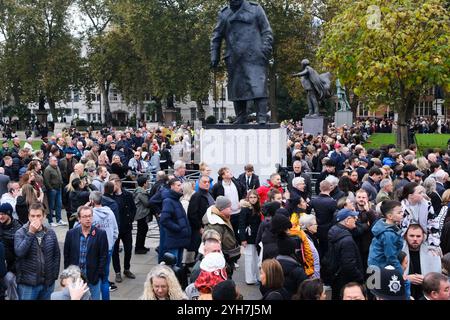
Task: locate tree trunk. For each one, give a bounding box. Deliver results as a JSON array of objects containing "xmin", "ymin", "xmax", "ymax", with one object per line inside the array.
[
  {"xmin": 38, "ymin": 94, "xmax": 46, "ymax": 111},
  {"xmin": 138, "ymin": 100, "xmax": 144, "ymax": 120},
  {"xmin": 397, "ymin": 110, "xmax": 407, "ymax": 151},
  {"xmin": 155, "ymin": 97, "xmax": 164, "ymax": 123},
  {"xmin": 196, "ymin": 100, "xmax": 205, "ymax": 121},
  {"xmin": 11, "ymin": 84, "xmax": 21, "ymax": 107},
  {"xmin": 48, "ymin": 97, "xmax": 58, "ymax": 122},
  {"xmin": 269, "ymin": 62, "xmax": 278, "ymax": 122},
  {"xmin": 397, "ymin": 85, "xmax": 416, "ymax": 151},
  {"xmin": 350, "ymin": 92, "xmax": 359, "ymax": 122},
  {"xmin": 101, "ymin": 82, "xmax": 112, "ymax": 126}
]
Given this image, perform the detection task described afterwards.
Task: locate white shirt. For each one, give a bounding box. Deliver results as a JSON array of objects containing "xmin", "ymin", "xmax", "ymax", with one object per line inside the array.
[{"xmin": 223, "ymin": 180, "xmax": 240, "ymax": 215}]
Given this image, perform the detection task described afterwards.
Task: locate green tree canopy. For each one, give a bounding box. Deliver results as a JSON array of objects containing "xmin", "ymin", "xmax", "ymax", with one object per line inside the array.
[{"xmin": 319, "ymin": 0, "xmax": 450, "ymax": 149}]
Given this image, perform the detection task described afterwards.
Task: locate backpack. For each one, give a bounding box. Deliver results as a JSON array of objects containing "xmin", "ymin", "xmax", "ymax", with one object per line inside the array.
[{"xmin": 320, "ymin": 242, "xmax": 341, "ymax": 286}]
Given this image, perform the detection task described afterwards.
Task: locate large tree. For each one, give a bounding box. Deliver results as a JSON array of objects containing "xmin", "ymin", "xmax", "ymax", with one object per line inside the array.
[
  {"xmin": 1, "ymin": 0, "xmax": 83, "ymax": 121},
  {"xmin": 78, "ymin": 0, "xmax": 118, "ymax": 126},
  {"xmin": 319, "ymin": 0, "xmax": 450, "ymax": 150},
  {"xmin": 117, "ymin": 0, "xmax": 222, "ymax": 123}
]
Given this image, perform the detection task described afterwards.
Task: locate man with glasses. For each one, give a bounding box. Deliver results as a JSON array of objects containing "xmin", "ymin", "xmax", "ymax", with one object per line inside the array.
[
  {"xmin": 287, "ymin": 161, "xmax": 312, "ymax": 199},
  {"xmin": 327, "ymin": 208, "xmax": 364, "ymax": 300},
  {"xmin": 63, "ymin": 206, "xmax": 108, "ymax": 300},
  {"xmin": 128, "ymin": 151, "xmax": 146, "ymax": 175}
]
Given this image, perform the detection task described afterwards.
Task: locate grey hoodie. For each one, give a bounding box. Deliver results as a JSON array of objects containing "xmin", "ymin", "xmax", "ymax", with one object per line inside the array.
[
  {"xmin": 93, "ymin": 206, "xmax": 119, "ymax": 250},
  {"xmin": 92, "ymin": 177, "xmax": 106, "ymax": 194}
]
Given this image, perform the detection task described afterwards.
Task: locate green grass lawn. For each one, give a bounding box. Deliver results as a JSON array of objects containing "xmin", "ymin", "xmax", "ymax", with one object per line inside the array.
[
  {"xmin": 6, "ymin": 141, "xmax": 42, "ymax": 150},
  {"xmin": 363, "ymin": 133, "xmax": 396, "ymax": 149},
  {"xmin": 415, "ymin": 134, "xmax": 450, "ymax": 151},
  {"xmin": 364, "ymin": 133, "xmax": 450, "ymax": 153}
]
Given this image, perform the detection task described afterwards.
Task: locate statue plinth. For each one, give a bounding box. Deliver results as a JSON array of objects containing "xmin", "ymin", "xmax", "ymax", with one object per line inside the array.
[
  {"xmin": 302, "ymin": 116, "xmax": 327, "ymax": 135},
  {"xmin": 34, "ymin": 110, "xmax": 48, "ymax": 125},
  {"xmin": 163, "ymin": 109, "xmax": 177, "ymax": 126},
  {"xmin": 335, "ymin": 111, "xmax": 353, "ymax": 128},
  {"xmin": 205, "ymin": 123, "xmax": 280, "ymax": 130},
  {"xmin": 200, "ymin": 124, "xmax": 286, "ymax": 182}
]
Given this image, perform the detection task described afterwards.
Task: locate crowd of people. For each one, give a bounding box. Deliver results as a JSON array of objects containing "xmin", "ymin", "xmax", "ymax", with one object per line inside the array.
[{"xmin": 0, "ymin": 119, "xmax": 449, "ymax": 301}]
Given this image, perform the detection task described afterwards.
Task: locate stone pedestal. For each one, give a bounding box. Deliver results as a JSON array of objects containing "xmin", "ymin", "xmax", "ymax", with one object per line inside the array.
[
  {"xmin": 163, "ymin": 109, "xmax": 178, "ymax": 126},
  {"xmin": 200, "ymin": 124, "xmax": 287, "ymax": 182},
  {"xmin": 34, "ymin": 110, "xmax": 48, "ymax": 126},
  {"xmin": 335, "ymin": 111, "xmax": 353, "ymax": 127},
  {"xmin": 302, "ymin": 116, "xmax": 327, "ymax": 135},
  {"xmin": 53, "ymin": 122, "xmax": 67, "ymax": 135}
]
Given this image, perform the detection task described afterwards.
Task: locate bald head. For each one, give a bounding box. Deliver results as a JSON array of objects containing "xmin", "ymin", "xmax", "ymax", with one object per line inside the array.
[{"xmin": 320, "ymin": 180, "xmax": 332, "ymax": 193}]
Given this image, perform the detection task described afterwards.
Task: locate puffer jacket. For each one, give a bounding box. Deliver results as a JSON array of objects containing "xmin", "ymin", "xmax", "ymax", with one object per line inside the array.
[
  {"xmin": 0, "ymin": 241, "xmax": 6, "ymax": 278},
  {"xmin": 238, "ymin": 199, "xmax": 262, "ymax": 244},
  {"xmin": 160, "ymin": 189, "xmax": 191, "ymax": 250},
  {"xmin": 328, "ymin": 224, "xmax": 364, "ymax": 285},
  {"xmin": 14, "ymin": 223, "xmax": 61, "ymax": 286},
  {"xmin": 0, "ymin": 218, "xmax": 22, "ymax": 272},
  {"xmin": 255, "ymin": 217, "xmax": 278, "ymax": 260},
  {"xmin": 276, "ymin": 254, "xmax": 307, "ymax": 298},
  {"xmin": 204, "ymin": 205, "xmax": 240, "ymax": 263},
  {"xmin": 368, "ymin": 219, "xmax": 404, "ymax": 275},
  {"xmin": 134, "ymin": 187, "xmax": 152, "ymax": 222}
]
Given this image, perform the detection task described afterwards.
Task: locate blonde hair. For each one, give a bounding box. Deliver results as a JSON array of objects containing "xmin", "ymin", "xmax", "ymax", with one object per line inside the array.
[
  {"xmin": 181, "ymin": 182, "xmax": 194, "ymax": 202},
  {"xmin": 66, "ymin": 172, "xmax": 81, "ymax": 192},
  {"xmin": 199, "ymin": 162, "xmax": 208, "ymax": 171},
  {"xmin": 21, "ymin": 184, "xmax": 38, "ymax": 207},
  {"xmin": 85, "ymin": 160, "xmax": 96, "ymax": 171},
  {"xmin": 140, "ymin": 265, "xmax": 187, "ymax": 300},
  {"xmin": 414, "ymin": 157, "xmax": 430, "ymax": 171}
]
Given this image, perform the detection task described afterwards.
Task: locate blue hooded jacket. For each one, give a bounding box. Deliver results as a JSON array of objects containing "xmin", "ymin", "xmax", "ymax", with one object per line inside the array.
[{"xmin": 368, "ymin": 218, "xmax": 404, "ymax": 275}]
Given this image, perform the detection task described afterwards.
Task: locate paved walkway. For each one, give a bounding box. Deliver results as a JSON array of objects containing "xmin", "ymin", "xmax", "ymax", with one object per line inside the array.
[{"xmin": 52, "ymin": 217, "xmax": 262, "ymax": 300}]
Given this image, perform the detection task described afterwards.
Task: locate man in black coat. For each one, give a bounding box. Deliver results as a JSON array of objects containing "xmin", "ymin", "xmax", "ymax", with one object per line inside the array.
[
  {"xmin": 187, "ymin": 175, "xmax": 215, "ymax": 256},
  {"xmin": 63, "ymin": 206, "xmax": 108, "ymax": 300},
  {"xmin": 110, "ymin": 176, "xmax": 137, "ymax": 283},
  {"xmin": 0, "ymin": 203, "xmax": 21, "ymax": 273},
  {"xmin": 287, "ymin": 160, "xmax": 312, "ymax": 199},
  {"xmin": 211, "ymin": 0, "xmax": 273, "ymax": 124},
  {"xmin": 314, "ymin": 159, "xmax": 337, "ymax": 195},
  {"xmin": 310, "ymin": 180, "xmax": 337, "ymax": 258},
  {"xmin": 237, "ymin": 164, "xmax": 260, "ymax": 192},
  {"xmin": 328, "ymin": 208, "xmax": 364, "ymax": 300}
]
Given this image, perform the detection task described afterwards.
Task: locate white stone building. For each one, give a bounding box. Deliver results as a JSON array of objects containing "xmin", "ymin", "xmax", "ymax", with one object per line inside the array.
[{"xmin": 29, "ymin": 86, "xmax": 235, "ymax": 124}]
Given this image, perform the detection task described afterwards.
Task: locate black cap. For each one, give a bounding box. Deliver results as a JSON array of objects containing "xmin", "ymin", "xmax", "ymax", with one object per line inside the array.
[
  {"xmin": 212, "ymin": 280, "xmax": 238, "ymax": 300},
  {"xmin": 0, "ymin": 203, "xmax": 13, "ymax": 218},
  {"xmin": 402, "ymin": 164, "xmax": 418, "ymax": 173},
  {"xmin": 262, "ymin": 201, "xmax": 281, "ymax": 217},
  {"xmin": 270, "ymin": 214, "xmax": 292, "ymax": 234},
  {"xmin": 325, "ymin": 159, "xmax": 336, "ymax": 167},
  {"xmin": 370, "ymin": 265, "xmax": 406, "ymax": 300}
]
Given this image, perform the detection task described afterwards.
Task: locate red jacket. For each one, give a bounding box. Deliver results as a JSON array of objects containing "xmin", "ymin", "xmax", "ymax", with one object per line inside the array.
[{"xmin": 257, "ymin": 181, "xmax": 284, "ymax": 205}]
